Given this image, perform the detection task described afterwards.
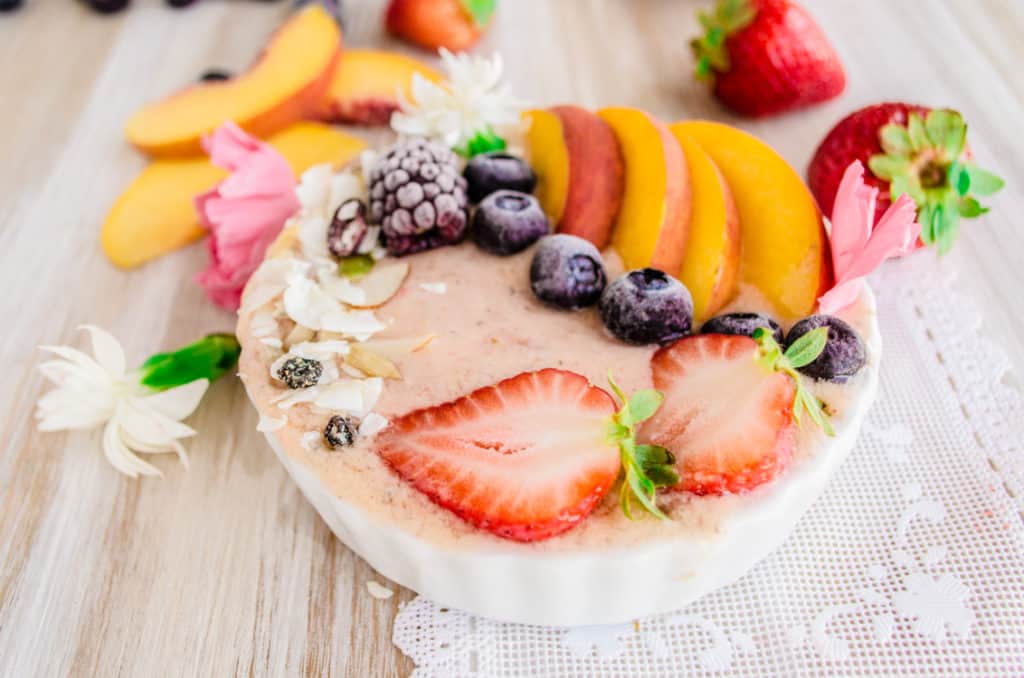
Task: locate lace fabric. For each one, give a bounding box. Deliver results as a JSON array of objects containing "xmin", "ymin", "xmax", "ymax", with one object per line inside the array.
[{"xmin": 392, "ymin": 255, "xmax": 1024, "ymax": 676}]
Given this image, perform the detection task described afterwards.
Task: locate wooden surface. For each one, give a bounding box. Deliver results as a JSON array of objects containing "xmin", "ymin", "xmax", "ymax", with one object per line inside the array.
[{"xmin": 1, "ymin": 1, "xmax": 1022, "ymax": 676}]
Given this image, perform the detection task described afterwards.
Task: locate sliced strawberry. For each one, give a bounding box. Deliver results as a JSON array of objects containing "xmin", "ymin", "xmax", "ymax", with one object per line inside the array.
[
  {"xmin": 641, "ymin": 334, "xmax": 796, "ymax": 495},
  {"xmin": 376, "ymin": 369, "xmax": 620, "ymax": 542}
]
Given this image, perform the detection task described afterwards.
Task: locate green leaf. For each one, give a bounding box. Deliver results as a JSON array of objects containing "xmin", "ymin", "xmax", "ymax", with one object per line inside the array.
[
  {"xmin": 635, "ymin": 443, "xmax": 673, "ymax": 467},
  {"xmin": 628, "ymin": 390, "xmax": 664, "ymax": 424},
  {"xmin": 958, "ymin": 196, "xmax": 987, "ymax": 218},
  {"xmin": 138, "ymin": 333, "xmax": 240, "ymax": 391},
  {"xmin": 879, "ymin": 124, "xmax": 913, "ymax": 156},
  {"xmin": 933, "ymin": 205, "xmax": 961, "ymax": 255},
  {"xmin": 783, "ymin": 326, "xmax": 828, "ymax": 369},
  {"xmin": 459, "ymin": 0, "xmax": 496, "ymax": 27},
  {"xmin": 867, "ymin": 154, "xmax": 911, "ymax": 182},
  {"xmin": 948, "ymin": 162, "xmax": 971, "ymax": 197},
  {"xmin": 797, "ymin": 389, "xmax": 834, "ymax": 437},
  {"xmin": 457, "ymin": 127, "xmax": 507, "ymax": 158},
  {"xmin": 338, "ymin": 254, "xmax": 375, "ymax": 278},
  {"xmin": 907, "ymin": 113, "xmax": 929, "ymax": 151},
  {"xmin": 917, "ymin": 203, "xmax": 937, "ymax": 245},
  {"xmin": 924, "ymin": 109, "xmax": 965, "ymax": 157},
  {"xmin": 644, "ymin": 464, "xmax": 681, "ymax": 488},
  {"xmin": 965, "ymin": 164, "xmax": 1005, "ymax": 197}
]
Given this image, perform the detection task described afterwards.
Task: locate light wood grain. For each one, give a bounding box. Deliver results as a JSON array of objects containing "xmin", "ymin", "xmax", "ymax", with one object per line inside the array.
[{"xmin": 1, "ymin": 1, "xmax": 1022, "ymax": 676}]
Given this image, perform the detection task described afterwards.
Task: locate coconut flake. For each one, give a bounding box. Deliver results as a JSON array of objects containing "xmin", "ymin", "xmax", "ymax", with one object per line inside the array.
[
  {"xmin": 318, "ymin": 268, "xmax": 368, "ymax": 306},
  {"xmin": 283, "ymin": 275, "xmax": 386, "ymax": 338},
  {"xmin": 419, "ymin": 282, "xmax": 447, "ymax": 295},
  {"xmin": 257, "ymin": 415, "xmax": 286, "ymax": 432},
  {"xmin": 241, "ymin": 258, "xmax": 308, "ymax": 312},
  {"xmin": 366, "ymin": 581, "xmax": 394, "ymax": 600},
  {"xmin": 312, "ymin": 377, "xmax": 384, "ymax": 415},
  {"xmin": 260, "ymin": 337, "xmax": 283, "ymax": 349},
  {"xmin": 301, "ymin": 431, "xmax": 322, "ymax": 450},
  {"xmin": 249, "ymin": 311, "xmax": 279, "ymax": 338},
  {"xmin": 359, "ymin": 412, "xmax": 390, "ymax": 438},
  {"xmin": 359, "ymin": 335, "xmax": 435, "ymax": 360}
]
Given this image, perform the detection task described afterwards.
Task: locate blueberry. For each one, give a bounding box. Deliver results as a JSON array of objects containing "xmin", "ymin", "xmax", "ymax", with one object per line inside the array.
[
  {"xmin": 599, "ymin": 268, "xmax": 693, "ymax": 345},
  {"xmin": 85, "ymin": 0, "xmax": 130, "ymax": 12},
  {"xmin": 0, "ymin": 0, "xmax": 23, "ymax": 12},
  {"xmin": 702, "ymin": 312, "xmax": 784, "ymax": 344},
  {"xmin": 530, "ymin": 234, "xmax": 607, "ymax": 310},
  {"xmin": 471, "ymin": 190, "xmax": 550, "ymax": 256},
  {"xmin": 463, "ymin": 152, "xmax": 537, "ymax": 204},
  {"xmin": 166, "ymin": 0, "xmax": 197, "ymax": 7},
  {"xmin": 786, "ymin": 314, "xmax": 866, "ymax": 382}
]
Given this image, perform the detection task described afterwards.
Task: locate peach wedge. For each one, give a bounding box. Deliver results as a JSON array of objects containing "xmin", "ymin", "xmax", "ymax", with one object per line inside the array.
[
  {"xmin": 525, "ymin": 106, "xmax": 624, "ymax": 249},
  {"xmin": 598, "ymin": 107, "xmax": 692, "ymax": 273},
  {"xmin": 321, "ymin": 49, "xmax": 443, "ymax": 125},
  {"xmin": 102, "ymin": 123, "xmax": 366, "ymax": 269},
  {"xmin": 125, "ymin": 5, "xmax": 342, "ymax": 158},
  {"xmin": 670, "ymin": 128, "xmax": 740, "ymax": 322},
  {"xmin": 673, "ymin": 121, "xmax": 832, "ymax": 319}
]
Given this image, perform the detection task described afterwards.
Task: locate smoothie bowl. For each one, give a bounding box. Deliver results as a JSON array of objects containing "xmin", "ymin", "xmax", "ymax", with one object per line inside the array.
[{"xmin": 234, "ymin": 101, "xmax": 897, "ymax": 624}]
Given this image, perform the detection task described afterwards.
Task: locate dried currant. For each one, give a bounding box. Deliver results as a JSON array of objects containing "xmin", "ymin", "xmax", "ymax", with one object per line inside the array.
[{"xmin": 327, "ymin": 198, "xmax": 370, "ymax": 258}]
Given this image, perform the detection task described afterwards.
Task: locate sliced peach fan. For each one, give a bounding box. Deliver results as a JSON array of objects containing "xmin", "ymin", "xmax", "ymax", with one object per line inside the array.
[
  {"xmin": 818, "ymin": 161, "xmax": 919, "ymax": 315},
  {"xmin": 195, "ymin": 123, "xmax": 300, "ymax": 311}
]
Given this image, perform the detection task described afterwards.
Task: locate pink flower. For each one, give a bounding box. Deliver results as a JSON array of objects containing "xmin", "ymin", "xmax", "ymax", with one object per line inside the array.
[
  {"xmin": 818, "ymin": 161, "xmax": 920, "ymax": 314},
  {"xmin": 194, "ymin": 122, "xmax": 300, "ymax": 310}
]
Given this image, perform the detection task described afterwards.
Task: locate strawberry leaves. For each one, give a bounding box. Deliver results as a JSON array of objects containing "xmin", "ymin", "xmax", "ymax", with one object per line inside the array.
[
  {"xmin": 459, "ymin": 0, "xmax": 496, "ymax": 28},
  {"xmin": 607, "ymin": 374, "xmax": 677, "ymax": 521},
  {"xmin": 753, "ymin": 327, "xmax": 835, "ymax": 437},
  {"xmin": 869, "ymin": 109, "xmax": 1003, "ymax": 254},
  {"xmin": 690, "ymin": 0, "xmax": 757, "ymax": 81}
]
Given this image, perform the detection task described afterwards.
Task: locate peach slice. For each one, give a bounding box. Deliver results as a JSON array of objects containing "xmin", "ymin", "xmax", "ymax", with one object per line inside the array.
[
  {"xmin": 524, "ymin": 106, "xmax": 624, "ymax": 249},
  {"xmin": 669, "ymin": 127, "xmax": 741, "ymax": 322},
  {"xmin": 125, "ymin": 5, "xmax": 342, "ymax": 158},
  {"xmin": 597, "ymin": 107, "xmax": 692, "ymax": 273},
  {"xmin": 101, "ymin": 122, "xmax": 367, "ymax": 270},
  {"xmin": 321, "ymin": 49, "xmax": 443, "ymax": 125},
  {"xmin": 673, "ymin": 120, "xmax": 832, "ymax": 319}
]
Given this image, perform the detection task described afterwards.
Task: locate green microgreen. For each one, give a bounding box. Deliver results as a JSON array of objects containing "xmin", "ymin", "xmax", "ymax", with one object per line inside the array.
[
  {"xmin": 690, "ymin": 0, "xmax": 757, "ymax": 82},
  {"xmin": 868, "ymin": 109, "xmax": 1004, "ymax": 255},
  {"xmin": 138, "ymin": 333, "xmax": 240, "ymax": 391},
  {"xmin": 606, "ymin": 373, "xmax": 678, "ymax": 521},
  {"xmin": 456, "ymin": 126, "xmax": 507, "ymax": 158},
  {"xmin": 459, "ymin": 0, "xmax": 497, "ymax": 28},
  {"xmin": 752, "ymin": 327, "xmax": 835, "ymax": 437},
  {"xmin": 338, "ymin": 254, "xmax": 375, "ymax": 278}
]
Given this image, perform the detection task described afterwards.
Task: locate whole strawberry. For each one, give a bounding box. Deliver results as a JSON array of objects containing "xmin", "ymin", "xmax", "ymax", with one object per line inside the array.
[
  {"xmin": 386, "ymin": 0, "xmax": 495, "ymax": 52},
  {"xmin": 690, "ymin": 0, "xmax": 845, "ymax": 117},
  {"xmin": 808, "ymin": 103, "xmax": 1004, "ymax": 253}
]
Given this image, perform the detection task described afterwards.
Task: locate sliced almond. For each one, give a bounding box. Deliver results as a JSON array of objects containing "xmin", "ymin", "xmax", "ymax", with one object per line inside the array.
[
  {"xmin": 267, "ymin": 224, "xmax": 299, "ymax": 258},
  {"xmin": 316, "ymin": 330, "xmax": 347, "ymax": 342},
  {"xmin": 347, "ymin": 344, "xmax": 401, "ymax": 379},
  {"xmin": 359, "ymin": 334, "xmax": 435, "ymax": 361},
  {"xmin": 348, "ymin": 262, "xmax": 410, "ymax": 308},
  {"xmin": 284, "ymin": 323, "xmax": 315, "ymax": 350}
]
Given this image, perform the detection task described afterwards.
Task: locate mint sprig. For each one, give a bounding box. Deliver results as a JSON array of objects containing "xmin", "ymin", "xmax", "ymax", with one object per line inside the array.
[
  {"xmin": 338, "ymin": 253, "xmax": 375, "ymax": 278},
  {"xmin": 606, "ymin": 374, "xmax": 678, "ymax": 521},
  {"xmin": 752, "ymin": 327, "xmax": 834, "ymax": 437},
  {"xmin": 868, "ymin": 109, "xmax": 1004, "ymax": 255},
  {"xmin": 137, "ymin": 333, "xmax": 240, "ymax": 391}
]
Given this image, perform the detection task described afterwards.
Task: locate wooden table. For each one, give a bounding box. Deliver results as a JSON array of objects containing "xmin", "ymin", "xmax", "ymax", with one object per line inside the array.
[{"xmin": 1, "ymin": 1, "xmax": 1021, "ymax": 675}]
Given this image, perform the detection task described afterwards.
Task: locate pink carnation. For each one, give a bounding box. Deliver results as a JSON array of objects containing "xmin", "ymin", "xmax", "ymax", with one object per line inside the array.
[
  {"xmin": 194, "ymin": 122, "xmax": 300, "ymax": 310},
  {"xmin": 818, "ymin": 161, "xmax": 920, "ymax": 315}
]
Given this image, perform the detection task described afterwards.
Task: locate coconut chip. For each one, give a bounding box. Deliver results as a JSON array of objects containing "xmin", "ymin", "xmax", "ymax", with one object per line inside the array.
[{"xmin": 347, "ymin": 345, "xmax": 401, "ymax": 379}]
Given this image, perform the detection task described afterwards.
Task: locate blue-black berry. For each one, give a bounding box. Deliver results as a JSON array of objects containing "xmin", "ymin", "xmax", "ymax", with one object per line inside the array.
[
  {"xmin": 324, "ymin": 415, "xmax": 356, "ymax": 448},
  {"xmin": 599, "ymin": 268, "xmax": 693, "ymax": 345},
  {"xmin": 276, "ymin": 357, "xmax": 323, "ymax": 389},
  {"xmin": 529, "ymin": 234, "xmax": 606, "ymax": 310},
  {"xmin": 463, "ymin": 152, "xmax": 537, "ymax": 204},
  {"xmin": 786, "ymin": 314, "xmax": 866, "ymax": 382},
  {"xmin": 471, "ymin": 190, "xmax": 550, "ymax": 256},
  {"xmin": 702, "ymin": 312, "xmax": 784, "ymax": 345}
]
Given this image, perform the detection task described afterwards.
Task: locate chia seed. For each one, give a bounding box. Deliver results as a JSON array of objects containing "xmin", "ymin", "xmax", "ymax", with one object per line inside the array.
[
  {"xmin": 276, "ymin": 357, "xmax": 323, "ymax": 389},
  {"xmin": 324, "ymin": 415, "xmax": 357, "ymax": 449}
]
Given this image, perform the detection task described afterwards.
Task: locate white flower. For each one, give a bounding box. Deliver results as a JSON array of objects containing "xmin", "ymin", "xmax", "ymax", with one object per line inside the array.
[
  {"xmin": 35, "ymin": 326, "xmax": 208, "ymax": 478},
  {"xmin": 391, "ymin": 49, "xmax": 525, "ymax": 149}
]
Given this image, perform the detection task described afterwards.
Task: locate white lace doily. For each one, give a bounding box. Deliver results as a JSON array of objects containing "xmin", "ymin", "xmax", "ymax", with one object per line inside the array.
[{"xmin": 392, "ymin": 255, "xmax": 1024, "ymax": 676}]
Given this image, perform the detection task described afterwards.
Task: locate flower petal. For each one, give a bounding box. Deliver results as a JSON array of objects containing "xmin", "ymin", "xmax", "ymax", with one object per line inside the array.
[
  {"xmin": 79, "ymin": 325, "xmax": 126, "ymax": 376},
  {"xmin": 139, "ymin": 378, "xmax": 209, "ymax": 421},
  {"xmin": 103, "ymin": 417, "xmax": 162, "ymax": 478}
]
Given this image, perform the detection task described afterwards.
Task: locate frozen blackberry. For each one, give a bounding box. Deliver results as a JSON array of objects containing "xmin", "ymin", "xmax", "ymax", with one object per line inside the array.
[
  {"xmin": 324, "ymin": 415, "xmax": 357, "ymax": 448},
  {"xmin": 275, "ymin": 357, "xmax": 323, "ymax": 389},
  {"xmin": 327, "ymin": 198, "xmax": 369, "ymax": 258},
  {"xmin": 368, "ymin": 138, "xmax": 469, "ymax": 257}
]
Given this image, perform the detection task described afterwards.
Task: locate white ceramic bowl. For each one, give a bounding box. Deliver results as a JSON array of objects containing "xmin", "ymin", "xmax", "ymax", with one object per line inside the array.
[{"xmin": 247, "ymin": 290, "xmax": 880, "ymax": 626}]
